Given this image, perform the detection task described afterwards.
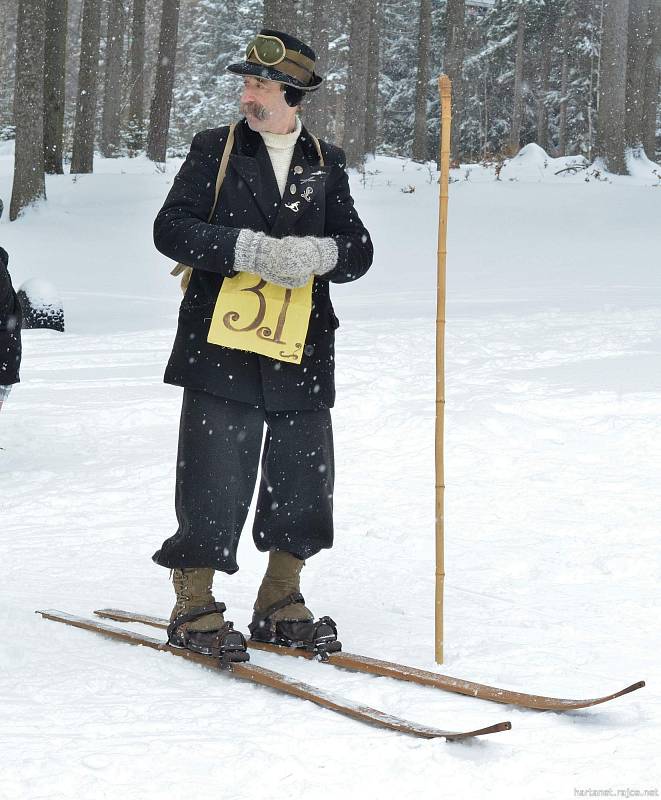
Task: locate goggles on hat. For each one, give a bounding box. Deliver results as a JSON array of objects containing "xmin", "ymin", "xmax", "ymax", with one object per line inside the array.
[{"xmin": 245, "ymin": 34, "xmax": 286, "ymax": 67}]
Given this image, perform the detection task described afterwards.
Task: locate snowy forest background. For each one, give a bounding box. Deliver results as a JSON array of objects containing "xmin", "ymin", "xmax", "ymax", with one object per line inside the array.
[{"xmin": 1, "ymin": 0, "xmax": 661, "ymax": 220}]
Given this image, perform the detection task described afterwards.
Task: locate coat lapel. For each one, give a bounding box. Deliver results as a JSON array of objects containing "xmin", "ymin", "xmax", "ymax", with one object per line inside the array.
[
  {"xmin": 228, "ymin": 121, "xmax": 281, "ymax": 228},
  {"xmin": 228, "ymin": 119, "xmax": 330, "ymax": 236},
  {"xmin": 228, "ymin": 152, "xmax": 281, "ymax": 228},
  {"xmin": 270, "ymin": 138, "xmax": 330, "ymax": 238}
]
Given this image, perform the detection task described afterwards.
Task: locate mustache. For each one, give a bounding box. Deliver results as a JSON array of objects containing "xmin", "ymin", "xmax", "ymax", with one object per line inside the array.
[{"xmin": 240, "ymin": 101, "xmax": 268, "ymax": 121}]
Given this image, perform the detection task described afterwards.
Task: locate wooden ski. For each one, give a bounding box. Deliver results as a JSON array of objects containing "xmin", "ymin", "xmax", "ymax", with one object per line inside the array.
[
  {"xmin": 37, "ymin": 610, "xmax": 511, "ymax": 741},
  {"xmin": 94, "ymin": 608, "xmax": 645, "ymax": 712}
]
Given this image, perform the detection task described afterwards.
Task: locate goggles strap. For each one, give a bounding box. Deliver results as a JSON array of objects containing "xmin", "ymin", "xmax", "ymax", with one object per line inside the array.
[{"xmin": 245, "ymin": 50, "xmax": 314, "ymax": 84}]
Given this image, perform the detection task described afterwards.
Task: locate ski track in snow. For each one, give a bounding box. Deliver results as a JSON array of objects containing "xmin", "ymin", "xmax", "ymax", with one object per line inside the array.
[{"xmin": 1, "ymin": 148, "xmax": 660, "ymax": 799}]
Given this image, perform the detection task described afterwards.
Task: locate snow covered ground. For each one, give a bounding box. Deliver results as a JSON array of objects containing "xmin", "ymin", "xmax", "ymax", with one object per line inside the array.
[{"xmin": 1, "ymin": 139, "xmax": 660, "ymax": 800}]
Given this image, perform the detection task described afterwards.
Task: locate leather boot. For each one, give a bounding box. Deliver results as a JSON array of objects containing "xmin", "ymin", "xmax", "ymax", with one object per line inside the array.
[
  {"xmin": 170, "ymin": 567, "xmax": 225, "ymax": 632},
  {"xmin": 168, "ymin": 567, "xmax": 248, "ymax": 661},
  {"xmin": 253, "ymin": 551, "xmax": 314, "ymax": 622},
  {"xmin": 249, "ymin": 551, "xmax": 341, "ymax": 655}
]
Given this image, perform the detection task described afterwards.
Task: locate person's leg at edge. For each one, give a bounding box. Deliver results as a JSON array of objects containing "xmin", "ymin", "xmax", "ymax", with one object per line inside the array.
[
  {"xmin": 251, "ymin": 407, "xmax": 335, "ymax": 627},
  {"xmin": 153, "ymin": 389, "xmax": 264, "ymax": 635}
]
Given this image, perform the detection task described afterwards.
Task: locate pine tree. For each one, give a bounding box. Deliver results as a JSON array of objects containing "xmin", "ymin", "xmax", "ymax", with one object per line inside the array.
[
  {"xmin": 147, "ymin": 0, "xmax": 181, "ymax": 161},
  {"xmin": 170, "ymin": 0, "xmax": 262, "ymax": 147},
  {"xmin": 412, "ymin": 0, "xmax": 433, "ymax": 162},
  {"xmin": 529, "ymin": 0, "xmax": 562, "ymax": 152},
  {"xmin": 343, "ymin": 0, "xmax": 371, "ymax": 167},
  {"xmin": 462, "ymin": 1, "xmax": 521, "ymax": 158},
  {"xmin": 641, "ymin": 0, "xmax": 661, "ymax": 159},
  {"xmin": 378, "ymin": 0, "xmax": 420, "ymax": 157},
  {"xmin": 560, "ymin": 0, "xmax": 601, "ymax": 159},
  {"xmin": 10, "ymin": 0, "xmax": 46, "ymax": 220},
  {"xmin": 44, "ymin": 0, "xmax": 68, "ymax": 173},
  {"xmin": 0, "ymin": 1, "xmax": 18, "ymax": 139},
  {"xmin": 305, "ymin": 0, "xmax": 331, "ymax": 139},
  {"xmin": 445, "ymin": 0, "xmax": 466, "ymax": 163},
  {"xmin": 100, "ymin": 0, "xmax": 127, "ymax": 157},
  {"xmin": 625, "ymin": 0, "xmax": 651, "ymax": 152},
  {"xmin": 595, "ymin": 0, "xmax": 630, "ymax": 173},
  {"xmin": 127, "ymin": 0, "xmax": 147, "ymax": 153},
  {"xmin": 263, "ymin": 0, "xmax": 301, "ymax": 34},
  {"xmin": 323, "ymin": 0, "xmax": 350, "ymax": 144},
  {"xmin": 364, "ymin": 0, "xmax": 380, "ymax": 155},
  {"xmin": 70, "ymin": 0, "xmax": 102, "ymax": 173}
]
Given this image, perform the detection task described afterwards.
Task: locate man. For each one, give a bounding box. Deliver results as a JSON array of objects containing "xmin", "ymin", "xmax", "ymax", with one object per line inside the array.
[
  {"xmin": 0, "ymin": 199, "xmax": 22, "ymax": 412},
  {"xmin": 152, "ymin": 29, "xmax": 373, "ymax": 661}
]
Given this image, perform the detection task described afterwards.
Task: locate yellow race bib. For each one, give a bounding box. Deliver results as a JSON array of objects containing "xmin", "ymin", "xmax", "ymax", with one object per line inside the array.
[{"xmin": 207, "ymin": 272, "xmax": 313, "ymax": 364}]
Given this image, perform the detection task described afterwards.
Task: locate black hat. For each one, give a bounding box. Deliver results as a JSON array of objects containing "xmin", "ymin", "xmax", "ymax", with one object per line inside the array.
[{"xmin": 227, "ymin": 29, "xmax": 323, "ymax": 92}]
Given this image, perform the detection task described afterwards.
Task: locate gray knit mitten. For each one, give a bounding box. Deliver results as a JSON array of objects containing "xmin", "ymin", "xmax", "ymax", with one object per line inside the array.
[{"xmin": 234, "ymin": 230, "xmax": 338, "ymax": 289}]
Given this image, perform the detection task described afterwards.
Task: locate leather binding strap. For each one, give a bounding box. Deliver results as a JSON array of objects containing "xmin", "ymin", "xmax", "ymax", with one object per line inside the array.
[{"xmin": 248, "ymin": 592, "xmax": 306, "ymax": 635}]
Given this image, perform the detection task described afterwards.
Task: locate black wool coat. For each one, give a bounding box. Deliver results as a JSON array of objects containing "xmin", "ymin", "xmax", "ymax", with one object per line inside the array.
[
  {"xmin": 0, "ymin": 246, "xmax": 22, "ymax": 386},
  {"xmin": 154, "ymin": 118, "xmax": 373, "ymax": 411}
]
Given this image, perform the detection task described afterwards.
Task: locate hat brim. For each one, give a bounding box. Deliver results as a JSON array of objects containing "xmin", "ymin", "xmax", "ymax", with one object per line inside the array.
[{"xmin": 226, "ymin": 61, "xmax": 322, "ymax": 91}]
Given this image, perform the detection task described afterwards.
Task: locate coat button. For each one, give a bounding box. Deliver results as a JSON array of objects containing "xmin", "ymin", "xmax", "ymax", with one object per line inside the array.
[{"xmin": 303, "ymin": 344, "xmax": 314, "ymax": 357}]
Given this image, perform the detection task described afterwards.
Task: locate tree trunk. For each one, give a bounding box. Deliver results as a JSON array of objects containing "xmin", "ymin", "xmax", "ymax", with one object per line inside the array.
[
  {"xmin": 146, "ymin": 0, "xmax": 180, "ymax": 163},
  {"xmin": 343, "ymin": 0, "xmax": 370, "ymax": 168},
  {"xmin": 70, "ymin": 0, "xmax": 102, "ymax": 174},
  {"xmin": 264, "ymin": 0, "xmax": 300, "ymax": 34},
  {"xmin": 305, "ymin": 0, "xmax": 330, "ymax": 138},
  {"xmin": 43, "ymin": 0, "xmax": 68, "ymax": 174},
  {"xmin": 595, "ymin": 0, "xmax": 630, "ymax": 173},
  {"xmin": 412, "ymin": 0, "xmax": 432, "ymax": 162},
  {"xmin": 508, "ymin": 4, "xmax": 526, "ymax": 154},
  {"xmin": 127, "ymin": 0, "xmax": 146, "ymax": 153},
  {"xmin": 10, "ymin": 0, "xmax": 46, "ymax": 220},
  {"xmin": 0, "ymin": 0, "xmax": 18, "ymax": 132},
  {"xmin": 263, "ymin": 0, "xmax": 278, "ymax": 27},
  {"xmin": 641, "ymin": 0, "xmax": 661, "ymax": 158},
  {"xmin": 535, "ymin": 12, "xmax": 559, "ymax": 154},
  {"xmin": 482, "ymin": 66, "xmax": 489, "ymax": 160},
  {"xmin": 625, "ymin": 0, "xmax": 650, "ymax": 149},
  {"xmin": 364, "ymin": 0, "xmax": 380, "ymax": 156},
  {"xmin": 587, "ymin": 0, "xmax": 603, "ymax": 161},
  {"xmin": 444, "ymin": 0, "xmax": 466, "ymax": 164},
  {"xmin": 100, "ymin": 0, "xmax": 126, "ymax": 157},
  {"xmin": 0, "ymin": 3, "xmax": 12, "ymax": 119},
  {"xmin": 557, "ymin": 9, "xmax": 570, "ymax": 157}
]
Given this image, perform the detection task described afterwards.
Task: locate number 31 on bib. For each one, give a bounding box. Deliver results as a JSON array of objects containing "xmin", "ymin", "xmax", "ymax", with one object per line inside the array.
[{"xmin": 207, "ymin": 272, "xmax": 314, "ymax": 364}]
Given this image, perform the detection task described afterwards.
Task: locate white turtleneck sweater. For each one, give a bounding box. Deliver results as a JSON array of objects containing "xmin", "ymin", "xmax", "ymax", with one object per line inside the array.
[{"xmin": 260, "ymin": 116, "xmax": 302, "ymax": 197}]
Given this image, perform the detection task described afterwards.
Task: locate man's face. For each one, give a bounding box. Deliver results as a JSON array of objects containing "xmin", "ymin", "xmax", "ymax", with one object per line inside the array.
[{"xmin": 240, "ymin": 76, "xmax": 297, "ymax": 134}]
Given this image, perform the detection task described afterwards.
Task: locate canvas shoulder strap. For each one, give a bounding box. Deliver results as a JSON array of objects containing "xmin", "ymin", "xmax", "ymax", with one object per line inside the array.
[
  {"xmin": 309, "ymin": 133, "xmax": 325, "ymax": 166},
  {"xmin": 208, "ymin": 122, "xmax": 236, "ymax": 222},
  {"xmin": 170, "ymin": 123, "xmax": 237, "ymax": 280}
]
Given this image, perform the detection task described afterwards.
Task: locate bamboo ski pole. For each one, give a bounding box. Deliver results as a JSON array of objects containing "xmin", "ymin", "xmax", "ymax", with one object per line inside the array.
[{"xmin": 435, "ymin": 74, "xmax": 452, "ymax": 665}]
